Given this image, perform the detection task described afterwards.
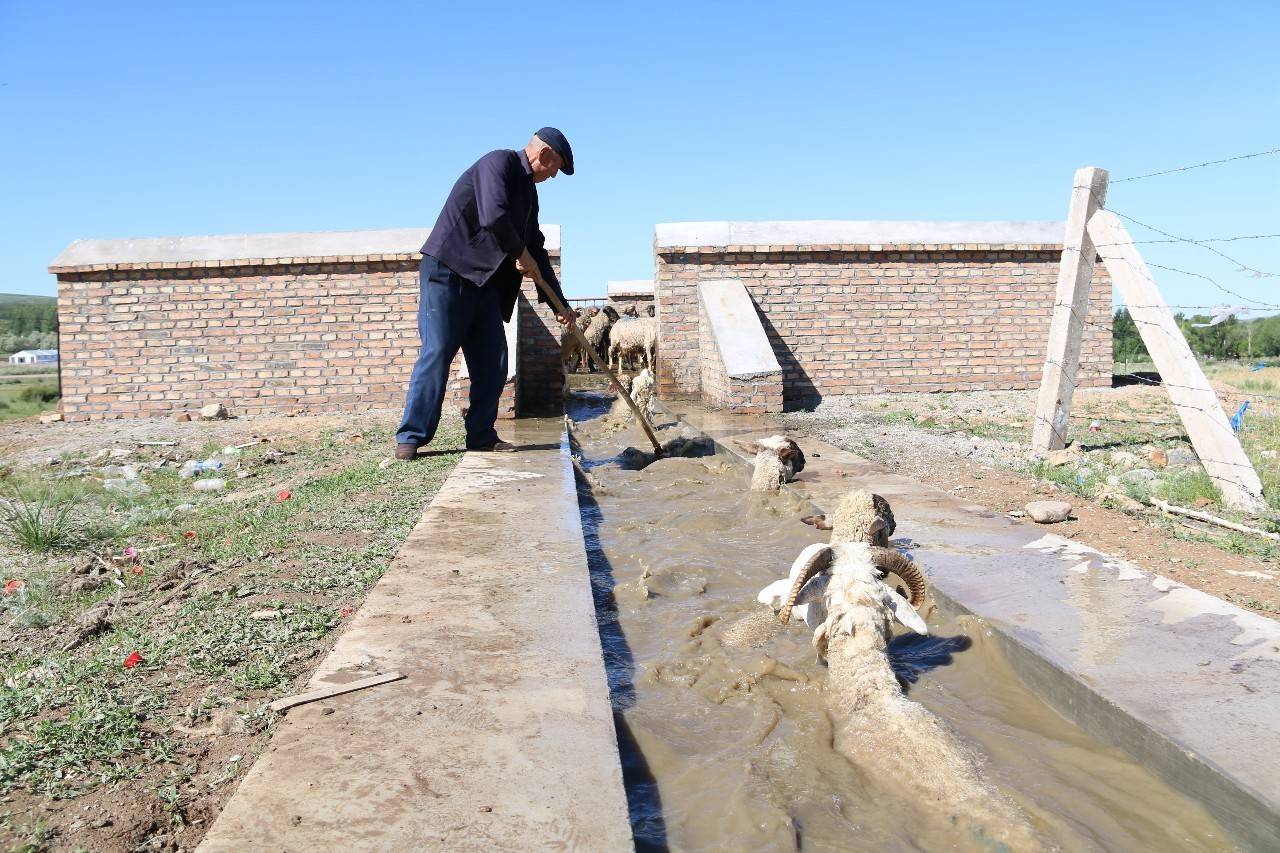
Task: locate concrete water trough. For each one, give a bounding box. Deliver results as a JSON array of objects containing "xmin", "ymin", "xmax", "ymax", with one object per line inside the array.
[{"xmin": 199, "ymin": 398, "xmax": 1278, "ymax": 850}]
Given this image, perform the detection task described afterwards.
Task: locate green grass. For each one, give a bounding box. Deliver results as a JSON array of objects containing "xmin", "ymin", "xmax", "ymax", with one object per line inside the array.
[
  {"xmin": 0, "ymin": 380, "xmax": 58, "ymax": 422},
  {"xmin": 0, "ymin": 418, "xmax": 464, "ymax": 802}
]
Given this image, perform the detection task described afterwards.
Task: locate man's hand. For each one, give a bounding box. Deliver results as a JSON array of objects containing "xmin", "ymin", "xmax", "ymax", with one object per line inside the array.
[
  {"xmin": 515, "ymin": 249, "xmax": 538, "ymax": 280},
  {"xmin": 556, "ymin": 310, "xmax": 576, "ymax": 328}
]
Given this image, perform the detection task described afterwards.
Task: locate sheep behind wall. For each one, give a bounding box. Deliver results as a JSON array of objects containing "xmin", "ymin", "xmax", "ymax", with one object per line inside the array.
[{"xmin": 609, "ymin": 317, "xmax": 657, "ymax": 372}]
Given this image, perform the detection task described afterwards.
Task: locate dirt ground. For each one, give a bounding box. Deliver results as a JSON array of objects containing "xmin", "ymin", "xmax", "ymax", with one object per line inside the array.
[
  {"xmin": 785, "ymin": 375, "xmax": 1280, "ymax": 620},
  {"xmin": 0, "ymin": 409, "xmax": 463, "ymax": 852}
]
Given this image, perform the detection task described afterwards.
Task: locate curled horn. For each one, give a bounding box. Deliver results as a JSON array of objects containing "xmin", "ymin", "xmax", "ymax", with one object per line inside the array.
[
  {"xmin": 800, "ymin": 515, "xmax": 833, "ymax": 531},
  {"xmin": 868, "ymin": 547, "xmax": 927, "ymax": 607},
  {"xmin": 778, "ymin": 546, "xmax": 833, "ymax": 624}
]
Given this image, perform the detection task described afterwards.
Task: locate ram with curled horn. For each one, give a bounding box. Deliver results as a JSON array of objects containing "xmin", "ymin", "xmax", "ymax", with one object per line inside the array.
[{"xmin": 754, "ymin": 489, "xmax": 1045, "ymax": 847}]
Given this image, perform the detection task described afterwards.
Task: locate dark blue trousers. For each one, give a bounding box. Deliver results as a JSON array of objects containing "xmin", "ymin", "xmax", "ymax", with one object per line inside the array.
[{"xmin": 396, "ymin": 255, "xmax": 507, "ymax": 449}]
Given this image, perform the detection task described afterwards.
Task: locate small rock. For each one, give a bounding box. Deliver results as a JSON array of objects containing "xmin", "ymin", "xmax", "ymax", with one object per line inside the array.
[
  {"xmin": 1194, "ymin": 496, "xmax": 1213, "ymax": 508},
  {"xmin": 173, "ymin": 412, "xmax": 192, "ymax": 423},
  {"xmin": 1106, "ymin": 475, "xmax": 1121, "ymax": 486},
  {"xmin": 193, "ymin": 478, "xmax": 226, "ymax": 492},
  {"xmin": 1109, "ymin": 450, "xmax": 1141, "ymax": 470},
  {"xmin": 1034, "ymin": 482, "xmax": 1059, "ymax": 495},
  {"xmin": 321, "ymin": 707, "xmax": 335, "ymax": 716},
  {"xmin": 1008, "ymin": 510, "xmax": 1026, "ymax": 518},
  {"xmin": 1121, "ymin": 468, "xmax": 1158, "ymax": 485},
  {"xmin": 1025, "ymin": 500, "xmax": 1073, "ymax": 524},
  {"xmin": 1166, "ymin": 447, "xmax": 1199, "ymax": 467},
  {"xmin": 1046, "ymin": 447, "xmax": 1083, "ymax": 467},
  {"xmin": 1146, "ymin": 449, "xmax": 1169, "ymax": 468},
  {"xmin": 45, "ymin": 456, "xmax": 62, "ymax": 466},
  {"xmin": 250, "ymin": 609, "xmax": 281, "ymax": 620},
  {"xmin": 200, "ymin": 403, "xmax": 228, "ymax": 420},
  {"xmin": 39, "ymin": 411, "xmax": 64, "ymax": 424},
  {"xmin": 109, "ymin": 448, "xmax": 132, "ymax": 459},
  {"xmin": 173, "ymin": 503, "xmax": 196, "ymax": 514}
]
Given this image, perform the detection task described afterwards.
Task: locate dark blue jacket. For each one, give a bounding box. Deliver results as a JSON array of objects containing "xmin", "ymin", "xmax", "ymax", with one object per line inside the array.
[{"xmin": 421, "ymin": 149, "xmax": 566, "ymax": 322}]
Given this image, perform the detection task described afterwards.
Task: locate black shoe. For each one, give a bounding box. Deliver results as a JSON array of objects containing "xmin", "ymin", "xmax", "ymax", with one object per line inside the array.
[{"xmin": 467, "ymin": 440, "xmax": 516, "ymax": 453}]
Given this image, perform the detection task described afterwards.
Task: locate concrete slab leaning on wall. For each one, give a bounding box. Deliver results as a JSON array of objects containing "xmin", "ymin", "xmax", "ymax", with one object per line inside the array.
[{"xmin": 697, "ymin": 279, "xmax": 784, "ymax": 413}]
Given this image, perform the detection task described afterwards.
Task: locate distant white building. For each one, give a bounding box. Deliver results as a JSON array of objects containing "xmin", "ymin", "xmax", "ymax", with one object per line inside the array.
[{"xmin": 8, "ymin": 349, "xmax": 58, "ymax": 365}]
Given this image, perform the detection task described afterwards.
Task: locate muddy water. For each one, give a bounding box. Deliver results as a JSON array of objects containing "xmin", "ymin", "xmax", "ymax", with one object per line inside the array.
[{"xmin": 568, "ymin": 397, "xmax": 1234, "ymax": 852}]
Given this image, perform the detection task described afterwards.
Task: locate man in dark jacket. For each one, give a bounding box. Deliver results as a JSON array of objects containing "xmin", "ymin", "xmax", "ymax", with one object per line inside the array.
[{"xmin": 395, "ymin": 128, "xmax": 575, "ymax": 459}]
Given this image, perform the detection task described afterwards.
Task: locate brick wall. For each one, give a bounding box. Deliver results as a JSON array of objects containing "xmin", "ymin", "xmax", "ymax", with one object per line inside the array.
[
  {"xmin": 655, "ymin": 227, "xmax": 1112, "ymax": 407},
  {"xmin": 51, "ymin": 233, "xmax": 562, "ymax": 421}
]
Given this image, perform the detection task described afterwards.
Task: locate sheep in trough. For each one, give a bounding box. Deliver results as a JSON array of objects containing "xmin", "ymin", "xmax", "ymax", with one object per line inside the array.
[
  {"xmin": 735, "ymin": 435, "xmax": 806, "ymax": 492},
  {"xmin": 757, "ymin": 491, "xmax": 1043, "ymax": 849},
  {"xmin": 608, "ymin": 317, "xmax": 658, "ymax": 372}
]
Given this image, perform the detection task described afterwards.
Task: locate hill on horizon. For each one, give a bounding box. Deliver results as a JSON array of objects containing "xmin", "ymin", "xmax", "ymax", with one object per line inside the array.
[{"xmin": 0, "ymin": 293, "xmax": 56, "ymax": 305}]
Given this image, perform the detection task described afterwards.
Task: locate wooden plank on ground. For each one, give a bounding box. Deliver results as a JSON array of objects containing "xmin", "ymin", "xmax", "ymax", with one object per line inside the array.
[
  {"xmin": 266, "ymin": 671, "xmax": 405, "ymax": 713},
  {"xmin": 1087, "ymin": 210, "xmax": 1265, "ymax": 512},
  {"xmin": 1033, "ymin": 166, "xmax": 1109, "ymax": 452}
]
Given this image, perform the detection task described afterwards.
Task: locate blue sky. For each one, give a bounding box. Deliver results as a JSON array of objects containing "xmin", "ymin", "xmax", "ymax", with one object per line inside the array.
[{"xmin": 2, "ymin": 1, "xmax": 1277, "ymax": 314}]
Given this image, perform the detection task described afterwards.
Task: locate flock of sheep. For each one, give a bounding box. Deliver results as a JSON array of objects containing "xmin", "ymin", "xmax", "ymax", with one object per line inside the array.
[{"xmin": 561, "ymin": 302, "xmax": 657, "ymax": 375}]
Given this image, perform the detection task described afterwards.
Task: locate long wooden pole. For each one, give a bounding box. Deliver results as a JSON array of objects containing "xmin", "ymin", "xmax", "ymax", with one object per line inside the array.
[{"xmin": 526, "ymin": 271, "xmax": 664, "ymax": 457}]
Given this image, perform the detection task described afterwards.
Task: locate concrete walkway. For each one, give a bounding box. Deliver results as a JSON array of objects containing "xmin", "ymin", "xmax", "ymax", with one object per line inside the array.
[
  {"xmin": 666, "ymin": 402, "xmax": 1280, "ymax": 852},
  {"xmin": 199, "ymin": 419, "xmax": 632, "ymax": 852}
]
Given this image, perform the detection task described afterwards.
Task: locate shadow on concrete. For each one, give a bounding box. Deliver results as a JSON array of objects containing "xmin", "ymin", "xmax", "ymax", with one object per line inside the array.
[{"xmin": 573, "ymin": 472, "xmax": 669, "ymax": 851}]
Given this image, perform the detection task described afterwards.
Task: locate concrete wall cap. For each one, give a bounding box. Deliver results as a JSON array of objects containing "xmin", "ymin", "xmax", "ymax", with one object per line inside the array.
[
  {"xmin": 698, "ymin": 279, "xmax": 782, "ymax": 379},
  {"xmin": 606, "ymin": 279, "xmax": 654, "ymax": 297},
  {"xmin": 50, "ymin": 225, "xmax": 562, "ymax": 271},
  {"xmin": 655, "ymin": 220, "xmax": 1065, "ymax": 249}
]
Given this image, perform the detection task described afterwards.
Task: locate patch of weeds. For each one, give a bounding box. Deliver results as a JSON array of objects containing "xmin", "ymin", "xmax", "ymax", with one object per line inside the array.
[
  {"xmin": 1027, "ymin": 461, "xmax": 1103, "ymax": 498},
  {"xmin": 162, "ymin": 593, "xmax": 335, "ymax": 689},
  {"xmin": 0, "ymin": 683, "xmax": 165, "ymax": 797},
  {"xmin": 1224, "ymin": 592, "xmax": 1280, "ymax": 614},
  {"xmin": 1156, "ymin": 470, "xmax": 1221, "ymax": 507},
  {"xmin": 0, "ymin": 494, "xmax": 76, "ymax": 553},
  {"xmin": 880, "ymin": 410, "xmax": 917, "ymax": 425}
]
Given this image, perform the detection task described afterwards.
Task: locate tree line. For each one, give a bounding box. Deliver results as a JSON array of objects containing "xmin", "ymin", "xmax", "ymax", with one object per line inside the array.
[
  {"xmin": 1114, "ymin": 308, "xmax": 1280, "ymax": 364},
  {"xmin": 0, "ymin": 298, "xmax": 58, "ymax": 355}
]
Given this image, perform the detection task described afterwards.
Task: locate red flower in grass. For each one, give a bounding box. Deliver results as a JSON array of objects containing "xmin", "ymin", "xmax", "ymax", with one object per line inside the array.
[
  {"xmin": 3, "ymin": 579, "xmax": 24, "ymax": 596},
  {"xmin": 122, "ymin": 546, "xmax": 139, "ymax": 562},
  {"xmin": 123, "ymin": 651, "xmax": 143, "ymax": 669},
  {"xmin": 132, "ymin": 565, "xmax": 145, "ymax": 576},
  {"xmin": 275, "ymin": 490, "xmax": 292, "ymax": 503},
  {"xmin": 340, "ymin": 607, "xmax": 354, "ymax": 618},
  {"xmin": 183, "ymin": 530, "xmax": 197, "ymax": 542}
]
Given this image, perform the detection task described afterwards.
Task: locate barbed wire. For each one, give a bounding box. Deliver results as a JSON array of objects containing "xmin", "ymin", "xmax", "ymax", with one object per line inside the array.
[
  {"xmin": 1112, "ymin": 210, "xmax": 1280, "ymax": 281},
  {"xmin": 1111, "ymin": 147, "xmax": 1280, "ymax": 183}
]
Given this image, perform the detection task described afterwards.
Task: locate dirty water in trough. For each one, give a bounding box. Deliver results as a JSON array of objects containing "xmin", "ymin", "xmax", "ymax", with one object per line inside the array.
[{"xmin": 566, "ymin": 394, "xmax": 1233, "ymax": 852}]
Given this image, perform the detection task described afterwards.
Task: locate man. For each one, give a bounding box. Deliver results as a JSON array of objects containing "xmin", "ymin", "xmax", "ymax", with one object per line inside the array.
[{"xmin": 395, "ymin": 128, "xmax": 575, "ymax": 460}]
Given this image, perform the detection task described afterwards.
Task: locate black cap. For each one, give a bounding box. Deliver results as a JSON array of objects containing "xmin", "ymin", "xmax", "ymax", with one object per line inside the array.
[{"xmin": 534, "ymin": 127, "xmax": 574, "ymax": 175}]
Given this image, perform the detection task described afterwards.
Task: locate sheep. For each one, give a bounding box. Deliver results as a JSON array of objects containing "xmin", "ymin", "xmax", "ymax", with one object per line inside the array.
[
  {"xmin": 644, "ymin": 303, "xmax": 655, "ymax": 317},
  {"xmin": 619, "ymin": 303, "xmax": 639, "ymax": 317},
  {"xmin": 560, "ymin": 306, "xmax": 598, "ymax": 373},
  {"xmin": 800, "ymin": 491, "xmax": 895, "ymax": 546},
  {"xmin": 608, "ymin": 317, "xmax": 658, "ymax": 372},
  {"xmin": 757, "ymin": 491, "xmax": 1043, "ymax": 849},
  {"xmin": 580, "ymin": 305, "xmax": 619, "ymax": 373},
  {"xmin": 734, "ymin": 435, "xmax": 806, "ymax": 492}
]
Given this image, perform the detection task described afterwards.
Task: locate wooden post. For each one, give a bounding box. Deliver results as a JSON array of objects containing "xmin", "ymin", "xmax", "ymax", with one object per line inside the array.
[
  {"xmin": 1032, "ymin": 167, "xmax": 1109, "ymax": 452},
  {"xmin": 1087, "ymin": 210, "xmax": 1265, "ymax": 512}
]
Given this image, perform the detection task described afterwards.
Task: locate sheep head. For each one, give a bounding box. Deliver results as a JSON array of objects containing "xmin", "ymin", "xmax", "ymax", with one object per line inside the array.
[
  {"xmin": 806, "ymin": 489, "xmax": 894, "ymax": 547},
  {"xmin": 601, "ymin": 305, "xmax": 621, "ymax": 322},
  {"xmin": 776, "ymin": 543, "xmax": 928, "ymax": 662},
  {"xmin": 737, "ymin": 435, "xmax": 806, "ymax": 476}
]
